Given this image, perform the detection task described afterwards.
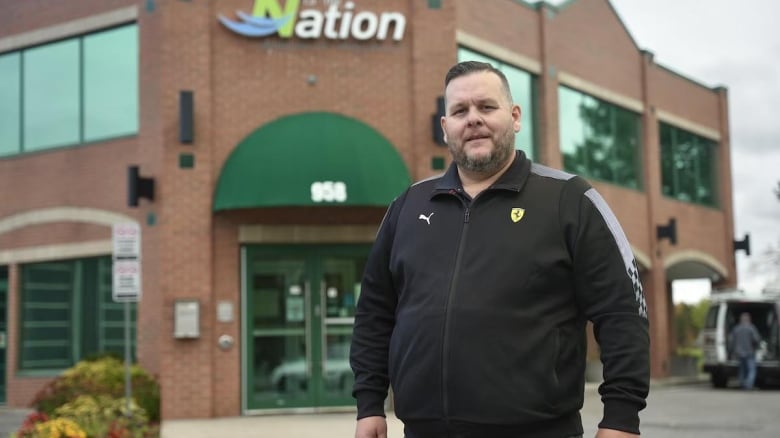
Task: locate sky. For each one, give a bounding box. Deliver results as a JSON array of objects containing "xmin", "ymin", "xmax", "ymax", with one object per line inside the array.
[{"xmin": 535, "ymin": 0, "xmax": 780, "ymax": 303}]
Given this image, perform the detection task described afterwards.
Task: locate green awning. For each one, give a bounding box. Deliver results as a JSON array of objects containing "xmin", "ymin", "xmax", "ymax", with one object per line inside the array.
[{"xmin": 213, "ymin": 112, "xmax": 411, "ymax": 211}]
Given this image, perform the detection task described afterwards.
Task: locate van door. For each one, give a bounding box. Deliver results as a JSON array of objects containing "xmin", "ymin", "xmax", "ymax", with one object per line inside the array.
[{"xmin": 724, "ymin": 302, "xmax": 778, "ymax": 361}]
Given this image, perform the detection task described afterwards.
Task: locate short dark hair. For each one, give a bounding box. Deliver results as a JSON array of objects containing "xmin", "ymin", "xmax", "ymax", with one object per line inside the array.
[{"xmin": 444, "ymin": 61, "xmax": 513, "ymax": 103}]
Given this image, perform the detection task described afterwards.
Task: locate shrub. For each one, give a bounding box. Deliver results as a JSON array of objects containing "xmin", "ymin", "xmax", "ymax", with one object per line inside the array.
[
  {"xmin": 14, "ymin": 411, "xmax": 49, "ymax": 438},
  {"xmin": 54, "ymin": 395, "xmax": 149, "ymax": 438},
  {"xmin": 31, "ymin": 357, "xmax": 160, "ymax": 423},
  {"xmin": 33, "ymin": 418, "xmax": 86, "ymax": 438}
]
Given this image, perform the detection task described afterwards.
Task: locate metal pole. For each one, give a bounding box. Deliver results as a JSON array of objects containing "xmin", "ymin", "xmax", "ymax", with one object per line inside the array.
[{"xmin": 125, "ymin": 301, "xmax": 132, "ymax": 418}]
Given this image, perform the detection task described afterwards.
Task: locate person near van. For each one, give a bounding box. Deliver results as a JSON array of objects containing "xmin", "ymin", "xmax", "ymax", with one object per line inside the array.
[
  {"xmin": 350, "ymin": 61, "xmax": 650, "ymax": 438},
  {"xmin": 729, "ymin": 312, "xmax": 761, "ymax": 389}
]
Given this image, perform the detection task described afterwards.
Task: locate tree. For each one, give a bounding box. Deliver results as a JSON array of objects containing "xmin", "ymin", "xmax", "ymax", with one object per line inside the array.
[
  {"xmin": 674, "ymin": 299, "xmax": 710, "ymax": 349},
  {"xmin": 746, "ymin": 182, "xmax": 780, "ymax": 290}
]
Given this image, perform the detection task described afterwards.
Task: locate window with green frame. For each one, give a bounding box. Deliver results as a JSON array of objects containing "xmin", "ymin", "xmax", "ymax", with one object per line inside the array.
[
  {"xmin": 558, "ymin": 86, "xmax": 642, "ymax": 189},
  {"xmin": 19, "ymin": 256, "xmax": 136, "ymax": 371},
  {"xmin": 457, "ymin": 47, "xmax": 536, "ymax": 160},
  {"xmin": 0, "ymin": 23, "xmax": 137, "ymax": 157},
  {"xmin": 660, "ymin": 122, "xmax": 718, "ymax": 206}
]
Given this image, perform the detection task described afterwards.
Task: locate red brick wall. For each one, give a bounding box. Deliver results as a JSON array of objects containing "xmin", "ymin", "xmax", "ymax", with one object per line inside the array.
[
  {"xmin": 549, "ymin": 0, "xmax": 643, "ymax": 102},
  {"xmin": 0, "ymin": 0, "xmax": 135, "ymax": 35},
  {"xmin": 0, "ymin": 0, "xmax": 736, "ymax": 416},
  {"xmin": 0, "ymin": 0, "xmax": 148, "ymax": 410},
  {"xmin": 454, "ymin": 0, "xmax": 541, "ymax": 62},
  {"xmin": 650, "ymin": 65, "xmax": 721, "ymax": 128}
]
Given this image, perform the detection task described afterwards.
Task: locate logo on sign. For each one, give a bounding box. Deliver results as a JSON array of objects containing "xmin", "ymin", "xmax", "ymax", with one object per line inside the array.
[{"xmin": 218, "ymin": 0, "xmax": 407, "ymax": 41}]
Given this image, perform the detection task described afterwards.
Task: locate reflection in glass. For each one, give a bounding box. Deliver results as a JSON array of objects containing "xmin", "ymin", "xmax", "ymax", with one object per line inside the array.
[
  {"xmin": 659, "ymin": 122, "xmax": 717, "ymax": 206},
  {"xmin": 250, "ymin": 262, "xmax": 311, "ymax": 405},
  {"xmin": 558, "ymin": 86, "xmax": 641, "ymax": 189},
  {"xmin": 84, "ymin": 25, "xmax": 138, "ymax": 142},
  {"xmin": 0, "ymin": 53, "xmax": 20, "ymax": 156},
  {"xmin": 321, "ymin": 257, "xmax": 364, "ymax": 398},
  {"xmin": 24, "ymin": 40, "xmax": 80, "ymax": 150}
]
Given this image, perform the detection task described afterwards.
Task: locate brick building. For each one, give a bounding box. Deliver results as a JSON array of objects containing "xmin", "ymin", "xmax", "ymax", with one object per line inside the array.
[{"xmin": 0, "ymin": 0, "xmax": 739, "ymax": 419}]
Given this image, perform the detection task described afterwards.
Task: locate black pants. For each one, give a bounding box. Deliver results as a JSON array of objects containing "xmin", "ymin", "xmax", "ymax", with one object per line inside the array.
[
  {"xmin": 404, "ymin": 422, "xmax": 583, "ymax": 438},
  {"xmin": 404, "ymin": 434, "xmax": 582, "ymax": 438}
]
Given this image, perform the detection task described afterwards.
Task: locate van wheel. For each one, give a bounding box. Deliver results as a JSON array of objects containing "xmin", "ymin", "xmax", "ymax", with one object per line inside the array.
[{"xmin": 711, "ymin": 372, "xmax": 728, "ymax": 388}]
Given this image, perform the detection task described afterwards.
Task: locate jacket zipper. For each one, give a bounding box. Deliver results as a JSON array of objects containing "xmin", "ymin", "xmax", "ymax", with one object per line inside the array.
[{"xmin": 442, "ymin": 204, "xmax": 470, "ymax": 422}]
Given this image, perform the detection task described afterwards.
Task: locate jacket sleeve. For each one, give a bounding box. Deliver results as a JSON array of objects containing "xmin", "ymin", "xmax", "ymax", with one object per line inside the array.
[
  {"xmin": 350, "ymin": 193, "xmax": 404, "ymax": 419},
  {"xmin": 563, "ymin": 177, "xmax": 650, "ymax": 435}
]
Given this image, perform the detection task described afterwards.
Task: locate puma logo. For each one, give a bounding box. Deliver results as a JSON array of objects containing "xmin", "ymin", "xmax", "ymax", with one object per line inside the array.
[{"xmin": 418, "ymin": 212, "xmax": 434, "ymax": 225}]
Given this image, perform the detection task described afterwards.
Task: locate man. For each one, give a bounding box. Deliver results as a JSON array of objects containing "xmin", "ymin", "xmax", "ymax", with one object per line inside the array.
[
  {"xmin": 350, "ymin": 61, "xmax": 650, "ymax": 438},
  {"xmin": 729, "ymin": 312, "xmax": 761, "ymax": 390}
]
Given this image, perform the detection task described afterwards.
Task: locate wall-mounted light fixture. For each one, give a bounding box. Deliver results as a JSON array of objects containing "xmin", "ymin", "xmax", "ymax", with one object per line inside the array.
[
  {"xmin": 432, "ymin": 95, "xmax": 446, "ymax": 146},
  {"xmin": 733, "ymin": 233, "xmax": 751, "ymax": 256},
  {"xmin": 656, "ymin": 217, "xmax": 677, "ymax": 245},
  {"xmin": 179, "ymin": 90, "xmax": 194, "ymax": 144},
  {"xmin": 128, "ymin": 165, "xmax": 155, "ymax": 207}
]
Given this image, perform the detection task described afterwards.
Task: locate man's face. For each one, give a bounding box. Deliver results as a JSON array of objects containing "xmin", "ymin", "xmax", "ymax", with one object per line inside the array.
[{"xmin": 441, "ymin": 71, "xmax": 521, "ymax": 175}]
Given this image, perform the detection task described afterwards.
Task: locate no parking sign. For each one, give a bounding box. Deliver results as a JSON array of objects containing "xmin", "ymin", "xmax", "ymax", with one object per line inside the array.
[{"xmin": 112, "ymin": 222, "xmax": 141, "ymax": 302}]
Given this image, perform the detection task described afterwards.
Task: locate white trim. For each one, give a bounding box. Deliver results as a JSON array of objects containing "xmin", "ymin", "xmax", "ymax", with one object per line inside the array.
[
  {"xmin": 558, "ymin": 71, "xmax": 644, "ymax": 113},
  {"xmin": 663, "ymin": 250, "xmax": 729, "ymax": 279},
  {"xmin": 239, "ymin": 225, "xmax": 378, "ymax": 244},
  {"xmin": 0, "ymin": 207, "xmax": 135, "ymax": 236},
  {"xmin": 0, "ymin": 6, "xmax": 137, "ymax": 53},
  {"xmin": 456, "ymin": 30, "xmax": 542, "ymax": 74},
  {"xmin": 632, "ymin": 247, "xmax": 652, "ymax": 271},
  {"xmin": 656, "ymin": 110, "xmax": 721, "ymax": 141},
  {"xmin": 0, "ymin": 240, "xmax": 112, "ymax": 264}
]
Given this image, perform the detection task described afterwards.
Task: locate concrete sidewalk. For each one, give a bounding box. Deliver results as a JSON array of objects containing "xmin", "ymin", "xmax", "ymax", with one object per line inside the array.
[
  {"xmin": 160, "ymin": 377, "xmax": 708, "ymax": 438},
  {"xmin": 161, "ymin": 411, "xmax": 404, "ymax": 438},
  {"xmin": 1, "ymin": 376, "xmax": 707, "ymax": 438}
]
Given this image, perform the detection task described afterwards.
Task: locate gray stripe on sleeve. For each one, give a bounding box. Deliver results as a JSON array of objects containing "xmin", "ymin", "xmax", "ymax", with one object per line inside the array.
[
  {"xmin": 584, "ymin": 188, "xmax": 633, "ymax": 272},
  {"xmin": 530, "ymin": 163, "xmax": 576, "ymax": 181}
]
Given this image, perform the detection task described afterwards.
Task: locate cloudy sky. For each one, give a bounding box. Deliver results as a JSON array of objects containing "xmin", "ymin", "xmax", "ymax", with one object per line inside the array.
[{"xmin": 605, "ymin": 0, "xmax": 780, "ymax": 300}]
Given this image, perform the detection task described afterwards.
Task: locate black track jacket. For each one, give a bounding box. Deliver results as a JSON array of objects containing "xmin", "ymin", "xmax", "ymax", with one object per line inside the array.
[{"xmin": 351, "ymin": 151, "xmax": 650, "ymax": 437}]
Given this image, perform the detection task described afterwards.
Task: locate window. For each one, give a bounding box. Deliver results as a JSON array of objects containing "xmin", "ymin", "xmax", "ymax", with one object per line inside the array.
[
  {"xmin": 19, "ymin": 256, "xmax": 136, "ymax": 371},
  {"xmin": 0, "ymin": 23, "xmax": 137, "ymax": 157},
  {"xmin": 558, "ymin": 86, "xmax": 642, "ymax": 189},
  {"xmin": 457, "ymin": 47, "xmax": 537, "ymax": 160},
  {"xmin": 84, "ymin": 25, "xmax": 139, "ymax": 142},
  {"xmin": 0, "ymin": 53, "xmax": 20, "ymax": 157},
  {"xmin": 660, "ymin": 122, "xmax": 718, "ymax": 206},
  {"xmin": 24, "ymin": 40, "xmax": 81, "ymax": 151}
]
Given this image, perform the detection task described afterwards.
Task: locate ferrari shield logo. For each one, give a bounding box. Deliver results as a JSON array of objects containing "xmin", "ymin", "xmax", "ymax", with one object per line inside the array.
[{"xmin": 510, "ymin": 208, "xmax": 525, "ymax": 223}]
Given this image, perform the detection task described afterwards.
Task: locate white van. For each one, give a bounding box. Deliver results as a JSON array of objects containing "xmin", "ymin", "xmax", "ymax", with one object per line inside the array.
[{"xmin": 701, "ymin": 288, "xmax": 780, "ymax": 388}]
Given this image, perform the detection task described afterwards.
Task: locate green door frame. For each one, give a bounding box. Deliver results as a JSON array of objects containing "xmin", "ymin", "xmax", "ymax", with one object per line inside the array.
[
  {"xmin": 0, "ymin": 267, "xmax": 8, "ymax": 404},
  {"xmin": 242, "ymin": 244, "xmax": 369, "ymax": 412}
]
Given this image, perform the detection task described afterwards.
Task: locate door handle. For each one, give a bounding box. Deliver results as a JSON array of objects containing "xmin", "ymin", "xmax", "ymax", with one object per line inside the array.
[
  {"xmin": 304, "ymin": 281, "xmax": 312, "ymax": 377},
  {"xmin": 321, "ymin": 280, "xmax": 327, "ymax": 374}
]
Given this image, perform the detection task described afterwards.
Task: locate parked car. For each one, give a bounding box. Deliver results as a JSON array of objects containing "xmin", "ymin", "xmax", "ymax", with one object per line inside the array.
[
  {"xmin": 269, "ymin": 342, "xmax": 353, "ymax": 393},
  {"xmin": 701, "ymin": 288, "xmax": 780, "ymax": 388}
]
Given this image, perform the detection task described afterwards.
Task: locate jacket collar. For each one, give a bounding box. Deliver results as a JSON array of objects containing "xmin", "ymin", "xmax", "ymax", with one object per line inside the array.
[{"xmin": 432, "ymin": 150, "xmax": 531, "ymax": 196}]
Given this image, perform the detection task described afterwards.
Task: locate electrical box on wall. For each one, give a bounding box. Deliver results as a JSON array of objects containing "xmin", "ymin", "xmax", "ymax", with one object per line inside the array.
[{"xmin": 174, "ymin": 299, "xmax": 200, "ymax": 338}]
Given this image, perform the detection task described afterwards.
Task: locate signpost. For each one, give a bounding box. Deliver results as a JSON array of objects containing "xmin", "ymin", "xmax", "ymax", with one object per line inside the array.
[{"xmin": 112, "ymin": 222, "xmax": 141, "ymax": 417}]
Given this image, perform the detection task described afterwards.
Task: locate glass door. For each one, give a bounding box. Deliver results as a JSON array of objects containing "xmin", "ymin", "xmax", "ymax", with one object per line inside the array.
[
  {"xmin": 317, "ymin": 254, "xmax": 364, "ymax": 406},
  {"xmin": 244, "ymin": 246, "xmax": 367, "ymax": 411},
  {"xmin": 246, "ymin": 256, "xmax": 314, "ymax": 409}
]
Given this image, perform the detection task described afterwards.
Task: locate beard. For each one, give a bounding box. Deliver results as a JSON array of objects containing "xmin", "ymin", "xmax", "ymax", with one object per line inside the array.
[{"xmin": 449, "ymin": 127, "xmax": 515, "ymax": 175}]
